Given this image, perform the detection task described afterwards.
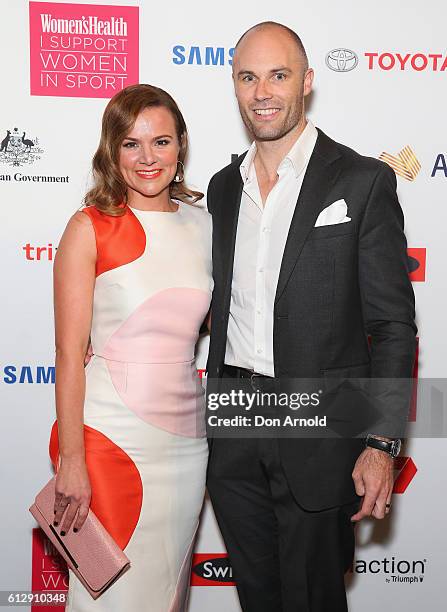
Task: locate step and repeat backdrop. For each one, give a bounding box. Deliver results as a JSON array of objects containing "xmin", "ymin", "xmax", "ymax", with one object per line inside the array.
[{"xmin": 1, "ymin": 0, "xmax": 446, "ymax": 610}]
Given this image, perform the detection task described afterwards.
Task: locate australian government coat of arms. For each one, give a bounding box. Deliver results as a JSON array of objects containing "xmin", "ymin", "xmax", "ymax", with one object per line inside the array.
[{"xmin": 0, "ymin": 127, "xmax": 44, "ymax": 166}]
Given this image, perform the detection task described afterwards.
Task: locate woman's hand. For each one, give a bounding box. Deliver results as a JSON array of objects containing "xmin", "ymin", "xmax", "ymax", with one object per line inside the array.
[{"xmin": 54, "ymin": 457, "xmax": 91, "ymax": 535}]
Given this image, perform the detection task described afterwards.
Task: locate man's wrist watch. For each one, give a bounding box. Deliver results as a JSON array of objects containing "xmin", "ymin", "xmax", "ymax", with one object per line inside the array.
[{"xmin": 365, "ymin": 434, "xmax": 401, "ymax": 458}]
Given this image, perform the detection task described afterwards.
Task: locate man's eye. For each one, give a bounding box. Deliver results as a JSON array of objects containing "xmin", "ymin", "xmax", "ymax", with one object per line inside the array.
[
  {"xmin": 274, "ymin": 73, "xmax": 286, "ymax": 80},
  {"xmin": 242, "ymin": 75, "xmax": 254, "ymax": 82}
]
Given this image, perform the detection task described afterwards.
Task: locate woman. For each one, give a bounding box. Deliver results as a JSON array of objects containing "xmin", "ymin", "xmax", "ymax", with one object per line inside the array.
[{"xmin": 49, "ymin": 84, "xmax": 212, "ymax": 611}]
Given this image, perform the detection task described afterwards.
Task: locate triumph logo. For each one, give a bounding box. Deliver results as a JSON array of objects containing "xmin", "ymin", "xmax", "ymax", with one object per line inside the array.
[
  {"xmin": 325, "ymin": 48, "xmax": 358, "ymax": 72},
  {"xmin": 0, "ymin": 127, "xmax": 43, "ymax": 167},
  {"xmin": 351, "ymin": 555, "xmax": 427, "ymax": 584}
]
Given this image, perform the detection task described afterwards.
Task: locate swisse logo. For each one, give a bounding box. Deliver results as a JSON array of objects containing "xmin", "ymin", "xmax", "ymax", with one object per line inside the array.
[
  {"xmin": 325, "ymin": 48, "xmax": 358, "ymax": 72},
  {"xmin": 365, "ymin": 52, "xmax": 447, "ymax": 71},
  {"xmin": 190, "ymin": 554, "xmax": 235, "ymax": 586},
  {"xmin": 29, "ymin": 2, "xmax": 139, "ymax": 98},
  {"xmin": 172, "ymin": 45, "xmax": 234, "ymax": 66},
  {"xmin": 3, "ymin": 365, "xmax": 55, "ymax": 384},
  {"xmin": 352, "ymin": 556, "xmax": 427, "ymax": 584}
]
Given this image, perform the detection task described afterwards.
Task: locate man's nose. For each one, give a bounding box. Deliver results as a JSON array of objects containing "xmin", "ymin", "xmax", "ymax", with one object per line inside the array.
[{"xmin": 254, "ymin": 78, "xmax": 273, "ymax": 101}]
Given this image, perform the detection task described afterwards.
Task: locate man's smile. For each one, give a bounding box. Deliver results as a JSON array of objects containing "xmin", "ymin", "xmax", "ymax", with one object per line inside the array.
[{"xmin": 253, "ymin": 108, "xmax": 281, "ymax": 120}]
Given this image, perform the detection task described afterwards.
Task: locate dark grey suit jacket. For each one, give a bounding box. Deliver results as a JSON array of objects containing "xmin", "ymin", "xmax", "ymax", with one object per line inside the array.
[{"xmin": 206, "ymin": 128, "xmax": 417, "ymax": 510}]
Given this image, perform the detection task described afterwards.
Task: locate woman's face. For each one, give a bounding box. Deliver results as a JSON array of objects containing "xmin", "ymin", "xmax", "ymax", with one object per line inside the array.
[{"xmin": 118, "ymin": 106, "xmax": 180, "ymax": 202}]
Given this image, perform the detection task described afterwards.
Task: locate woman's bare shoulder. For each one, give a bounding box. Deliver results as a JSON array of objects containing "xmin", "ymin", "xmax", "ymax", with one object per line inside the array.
[{"xmin": 57, "ymin": 210, "xmax": 96, "ymax": 257}]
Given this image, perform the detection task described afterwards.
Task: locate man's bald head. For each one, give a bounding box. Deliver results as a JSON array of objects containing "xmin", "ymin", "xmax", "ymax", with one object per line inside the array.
[
  {"xmin": 234, "ymin": 21, "xmax": 309, "ymax": 71},
  {"xmin": 231, "ymin": 21, "xmax": 314, "ymax": 143}
]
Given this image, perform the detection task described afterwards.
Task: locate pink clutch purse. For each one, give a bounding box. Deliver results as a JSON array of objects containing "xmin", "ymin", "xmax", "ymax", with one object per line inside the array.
[{"xmin": 29, "ymin": 477, "xmax": 130, "ymax": 599}]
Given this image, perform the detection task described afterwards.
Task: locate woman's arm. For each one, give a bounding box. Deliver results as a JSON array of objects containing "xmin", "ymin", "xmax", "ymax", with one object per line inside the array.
[{"xmin": 53, "ymin": 211, "xmax": 96, "ymax": 534}]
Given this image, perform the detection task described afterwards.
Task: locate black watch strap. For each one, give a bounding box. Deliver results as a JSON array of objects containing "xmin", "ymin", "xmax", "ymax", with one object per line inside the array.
[{"xmin": 365, "ymin": 435, "xmax": 401, "ymax": 458}]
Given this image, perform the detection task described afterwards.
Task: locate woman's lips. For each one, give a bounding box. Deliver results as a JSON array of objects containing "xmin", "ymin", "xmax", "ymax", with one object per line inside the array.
[{"xmin": 135, "ymin": 169, "xmax": 163, "ymax": 180}]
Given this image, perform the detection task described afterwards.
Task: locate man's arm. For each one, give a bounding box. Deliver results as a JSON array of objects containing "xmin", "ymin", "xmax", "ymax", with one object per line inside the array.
[
  {"xmin": 351, "ymin": 164, "xmax": 417, "ymax": 521},
  {"xmin": 359, "ymin": 163, "xmax": 417, "ymax": 432}
]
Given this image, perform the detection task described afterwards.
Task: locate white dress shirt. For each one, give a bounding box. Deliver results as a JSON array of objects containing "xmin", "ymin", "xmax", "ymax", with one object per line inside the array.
[{"xmin": 225, "ymin": 121, "xmax": 318, "ymax": 376}]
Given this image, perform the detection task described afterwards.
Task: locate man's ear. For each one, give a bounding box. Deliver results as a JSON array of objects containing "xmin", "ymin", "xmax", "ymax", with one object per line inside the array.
[{"xmin": 303, "ymin": 68, "xmax": 314, "ymax": 97}]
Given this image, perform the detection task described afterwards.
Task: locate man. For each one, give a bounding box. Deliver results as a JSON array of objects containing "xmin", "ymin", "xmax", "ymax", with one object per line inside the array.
[{"xmin": 205, "ymin": 21, "xmax": 416, "ymax": 612}]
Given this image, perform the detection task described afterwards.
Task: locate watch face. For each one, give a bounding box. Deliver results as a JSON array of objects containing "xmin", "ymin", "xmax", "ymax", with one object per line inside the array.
[{"xmin": 391, "ymin": 439, "xmax": 402, "ymax": 457}]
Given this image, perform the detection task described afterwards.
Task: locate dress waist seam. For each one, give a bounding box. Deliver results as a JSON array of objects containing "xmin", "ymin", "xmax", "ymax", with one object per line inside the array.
[{"xmin": 92, "ymin": 354, "xmax": 196, "ymax": 366}]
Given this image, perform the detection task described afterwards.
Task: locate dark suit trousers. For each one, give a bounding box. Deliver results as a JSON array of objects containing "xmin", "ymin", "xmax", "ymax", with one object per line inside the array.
[{"xmin": 207, "ymin": 378, "xmax": 358, "ymax": 612}]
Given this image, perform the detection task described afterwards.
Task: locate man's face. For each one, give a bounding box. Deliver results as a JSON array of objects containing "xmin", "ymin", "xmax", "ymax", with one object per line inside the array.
[{"xmin": 232, "ymin": 27, "xmax": 313, "ymax": 141}]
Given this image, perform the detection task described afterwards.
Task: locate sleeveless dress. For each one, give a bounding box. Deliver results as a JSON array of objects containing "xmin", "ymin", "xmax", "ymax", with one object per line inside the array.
[{"xmin": 49, "ymin": 201, "xmax": 213, "ymax": 611}]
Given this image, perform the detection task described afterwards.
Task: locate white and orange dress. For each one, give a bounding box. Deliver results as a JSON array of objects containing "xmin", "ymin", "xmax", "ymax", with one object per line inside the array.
[{"xmin": 49, "ymin": 201, "xmax": 212, "ymax": 611}]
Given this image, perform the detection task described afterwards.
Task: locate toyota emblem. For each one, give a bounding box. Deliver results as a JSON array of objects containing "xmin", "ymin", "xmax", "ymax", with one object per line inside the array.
[{"xmin": 326, "ymin": 48, "xmax": 359, "ymax": 72}]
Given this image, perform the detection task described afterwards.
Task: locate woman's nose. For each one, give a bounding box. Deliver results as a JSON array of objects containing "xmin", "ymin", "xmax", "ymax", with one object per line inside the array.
[{"xmin": 138, "ymin": 144, "xmax": 157, "ymax": 165}]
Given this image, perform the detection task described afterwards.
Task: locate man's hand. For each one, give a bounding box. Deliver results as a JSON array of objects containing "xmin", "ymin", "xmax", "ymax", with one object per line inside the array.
[{"xmin": 351, "ymin": 448, "xmax": 394, "ymax": 521}]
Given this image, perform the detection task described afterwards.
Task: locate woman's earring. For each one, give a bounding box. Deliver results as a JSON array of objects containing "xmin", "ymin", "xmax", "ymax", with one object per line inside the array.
[{"xmin": 174, "ymin": 160, "xmax": 185, "ymax": 183}]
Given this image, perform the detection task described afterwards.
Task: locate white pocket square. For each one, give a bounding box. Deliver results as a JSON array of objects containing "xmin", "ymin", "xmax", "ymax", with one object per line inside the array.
[{"xmin": 314, "ymin": 199, "xmax": 351, "ymax": 227}]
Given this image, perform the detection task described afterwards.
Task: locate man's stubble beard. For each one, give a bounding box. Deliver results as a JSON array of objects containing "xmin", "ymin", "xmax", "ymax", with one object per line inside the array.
[{"xmin": 239, "ymin": 100, "xmax": 303, "ymax": 142}]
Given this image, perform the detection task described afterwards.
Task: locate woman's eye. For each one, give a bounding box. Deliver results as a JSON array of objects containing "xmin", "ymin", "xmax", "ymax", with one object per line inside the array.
[
  {"xmin": 123, "ymin": 141, "xmax": 137, "ymax": 148},
  {"xmin": 156, "ymin": 139, "xmax": 170, "ymax": 146}
]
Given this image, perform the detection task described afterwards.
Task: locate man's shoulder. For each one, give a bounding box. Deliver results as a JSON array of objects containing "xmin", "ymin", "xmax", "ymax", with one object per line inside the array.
[
  {"xmin": 206, "ymin": 154, "xmax": 247, "ymax": 213},
  {"xmin": 321, "ymin": 129, "xmax": 393, "ymax": 179},
  {"xmin": 209, "ymin": 152, "xmax": 248, "ymax": 185}
]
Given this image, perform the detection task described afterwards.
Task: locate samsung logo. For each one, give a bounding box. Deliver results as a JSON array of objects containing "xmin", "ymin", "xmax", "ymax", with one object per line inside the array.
[
  {"xmin": 172, "ymin": 45, "xmax": 234, "ymax": 66},
  {"xmin": 3, "ymin": 365, "xmax": 55, "ymax": 384}
]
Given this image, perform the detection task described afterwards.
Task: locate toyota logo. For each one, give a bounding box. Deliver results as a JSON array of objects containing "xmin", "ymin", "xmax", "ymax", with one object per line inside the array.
[{"xmin": 326, "ymin": 48, "xmax": 358, "ymax": 72}]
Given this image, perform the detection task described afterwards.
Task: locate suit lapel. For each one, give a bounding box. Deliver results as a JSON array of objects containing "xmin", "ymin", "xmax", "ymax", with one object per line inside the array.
[
  {"xmin": 275, "ymin": 130, "xmax": 343, "ymax": 303},
  {"xmin": 219, "ymin": 161, "xmax": 244, "ymax": 303}
]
